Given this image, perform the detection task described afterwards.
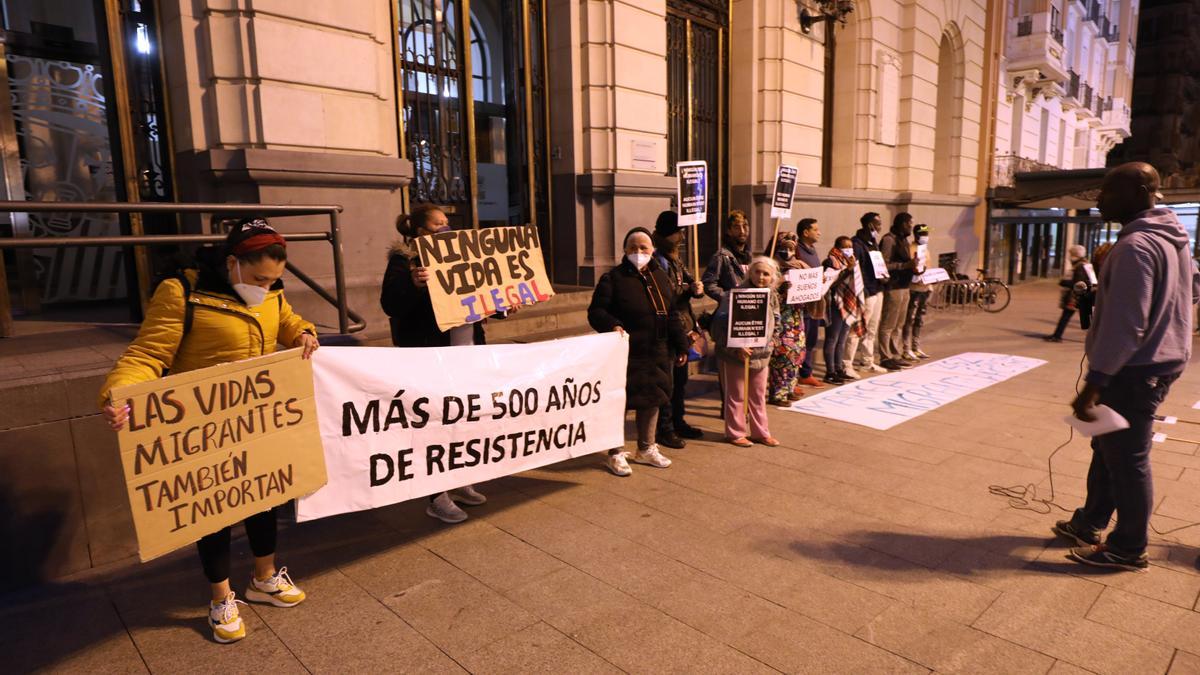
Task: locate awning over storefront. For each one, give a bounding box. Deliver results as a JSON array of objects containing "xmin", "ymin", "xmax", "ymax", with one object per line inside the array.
[{"xmin": 993, "ymin": 167, "xmax": 1200, "ymax": 209}]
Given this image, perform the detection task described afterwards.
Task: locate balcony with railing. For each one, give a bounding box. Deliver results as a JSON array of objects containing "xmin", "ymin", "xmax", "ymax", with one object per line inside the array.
[
  {"xmin": 1007, "ymin": 12, "xmax": 1071, "ymax": 83},
  {"xmin": 1100, "ymin": 97, "xmax": 1132, "ymax": 133},
  {"xmin": 1066, "ymin": 70, "xmax": 1081, "ymax": 99},
  {"xmin": 1106, "ymin": 22, "xmax": 1119, "ymax": 42}
]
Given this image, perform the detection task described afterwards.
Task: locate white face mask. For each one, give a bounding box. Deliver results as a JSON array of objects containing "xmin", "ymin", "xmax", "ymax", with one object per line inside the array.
[
  {"xmin": 232, "ymin": 263, "xmax": 269, "ymax": 307},
  {"xmin": 626, "ymin": 252, "xmax": 652, "ymax": 270},
  {"xmin": 917, "ymin": 236, "xmax": 929, "ymax": 245},
  {"xmin": 840, "ymin": 248, "xmax": 854, "ymax": 258}
]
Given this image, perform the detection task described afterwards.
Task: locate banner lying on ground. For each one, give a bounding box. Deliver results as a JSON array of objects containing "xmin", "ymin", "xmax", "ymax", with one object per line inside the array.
[
  {"xmin": 417, "ymin": 225, "xmax": 555, "ymax": 332},
  {"xmin": 785, "ymin": 352, "xmax": 1046, "ymax": 430},
  {"xmin": 297, "ymin": 333, "xmax": 628, "ymax": 521},
  {"xmin": 111, "ymin": 350, "xmax": 327, "ymax": 561}
]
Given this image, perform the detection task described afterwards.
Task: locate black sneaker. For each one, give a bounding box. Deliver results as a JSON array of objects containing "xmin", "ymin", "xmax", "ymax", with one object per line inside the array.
[
  {"xmin": 657, "ymin": 433, "xmax": 687, "ymax": 450},
  {"xmin": 1067, "ymin": 544, "xmax": 1148, "ymax": 572},
  {"xmin": 1052, "ymin": 520, "xmax": 1101, "ymax": 547},
  {"xmin": 675, "ymin": 424, "xmax": 703, "ymax": 440},
  {"xmin": 822, "ymin": 373, "xmax": 844, "ymax": 385},
  {"xmin": 881, "ymin": 360, "xmax": 903, "ymax": 372},
  {"xmin": 1044, "ymin": 335, "xmax": 1063, "ymax": 343}
]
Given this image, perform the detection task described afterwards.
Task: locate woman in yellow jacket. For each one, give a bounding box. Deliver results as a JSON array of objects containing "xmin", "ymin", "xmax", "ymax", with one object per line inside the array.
[{"xmin": 99, "ymin": 219, "xmax": 319, "ymax": 644}]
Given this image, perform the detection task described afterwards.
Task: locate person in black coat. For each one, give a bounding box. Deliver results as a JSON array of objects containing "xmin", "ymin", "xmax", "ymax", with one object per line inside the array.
[
  {"xmin": 1045, "ymin": 244, "xmax": 1094, "ymax": 342},
  {"xmin": 379, "ymin": 204, "xmax": 492, "ymax": 523},
  {"xmin": 588, "ymin": 227, "xmax": 689, "ymax": 477}
]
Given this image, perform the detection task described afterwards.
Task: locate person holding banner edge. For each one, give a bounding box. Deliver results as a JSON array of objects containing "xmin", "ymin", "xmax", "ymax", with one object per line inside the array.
[
  {"xmin": 99, "ymin": 219, "xmax": 318, "ymax": 644},
  {"xmin": 381, "ymin": 204, "xmax": 492, "ymax": 524},
  {"xmin": 588, "ymin": 227, "xmax": 688, "ymax": 476},
  {"xmin": 711, "ymin": 257, "xmax": 781, "ymax": 446},
  {"xmin": 652, "ymin": 211, "xmax": 706, "ymax": 446}
]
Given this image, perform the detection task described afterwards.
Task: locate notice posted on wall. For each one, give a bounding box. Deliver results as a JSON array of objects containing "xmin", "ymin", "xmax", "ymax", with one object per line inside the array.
[
  {"xmin": 111, "ymin": 350, "xmax": 327, "ymax": 562},
  {"xmin": 727, "ymin": 287, "xmax": 772, "ymax": 349},
  {"xmin": 676, "ymin": 160, "xmax": 708, "ymax": 226}
]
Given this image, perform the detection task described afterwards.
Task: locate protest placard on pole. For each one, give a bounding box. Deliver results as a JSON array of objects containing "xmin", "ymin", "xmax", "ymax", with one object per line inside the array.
[
  {"xmin": 727, "ymin": 288, "xmax": 772, "ymax": 349},
  {"xmin": 111, "ymin": 350, "xmax": 327, "ymax": 562},
  {"xmin": 676, "ymin": 161, "xmax": 708, "ymax": 227},
  {"xmin": 786, "ymin": 267, "xmax": 824, "ymax": 305},
  {"xmin": 297, "ymin": 334, "xmax": 629, "ymax": 521},
  {"xmin": 417, "ymin": 224, "xmax": 555, "ymax": 332},
  {"xmin": 767, "ymin": 165, "xmax": 799, "ymax": 257}
]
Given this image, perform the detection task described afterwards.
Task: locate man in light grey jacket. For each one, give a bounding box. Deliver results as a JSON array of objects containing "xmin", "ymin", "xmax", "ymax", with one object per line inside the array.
[{"xmin": 1055, "ymin": 162, "xmax": 1200, "ymax": 572}]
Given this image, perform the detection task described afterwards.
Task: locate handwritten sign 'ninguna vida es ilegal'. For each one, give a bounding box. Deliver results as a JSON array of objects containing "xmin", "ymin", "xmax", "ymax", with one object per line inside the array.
[
  {"xmin": 418, "ymin": 225, "xmax": 555, "ymax": 332},
  {"xmin": 112, "ymin": 350, "xmax": 327, "ymax": 561}
]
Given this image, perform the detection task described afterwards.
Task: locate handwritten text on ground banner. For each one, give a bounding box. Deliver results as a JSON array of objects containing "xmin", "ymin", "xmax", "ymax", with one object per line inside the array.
[
  {"xmin": 296, "ymin": 333, "xmax": 629, "ymax": 521},
  {"xmin": 417, "ymin": 225, "xmax": 555, "ymax": 332},
  {"xmin": 785, "ymin": 352, "xmax": 1046, "ymax": 430},
  {"xmin": 112, "ymin": 349, "xmax": 327, "ymax": 561}
]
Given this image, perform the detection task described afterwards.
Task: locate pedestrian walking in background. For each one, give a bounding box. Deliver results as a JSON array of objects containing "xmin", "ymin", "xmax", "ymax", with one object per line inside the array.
[
  {"xmin": 845, "ymin": 212, "xmax": 887, "ymax": 376},
  {"xmin": 765, "ymin": 231, "xmax": 808, "ymax": 405},
  {"xmin": 903, "ymin": 223, "xmax": 933, "ymax": 360},
  {"xmin": 1057, "ymin": 162, "xmax": 1200, "ymax": 572},
  {"xmin": 711, "ymin": 257, "xmax": 781, "ymax": 447},
  {"xmin": 1044, "ymin": 243, "xmax": 1094, "ymax": 343},
  {"xmin": 794, "ymin": 218, "xmax": 827, "ymax": 390},
  {"xmin": 589, "ymin": 227, "xmax": 688, "ymax": 477},
  {"xmin": 822, "ymin": 236, "xmax": 862, "ymax": 384},
  {"xmin": 652, "ymin": 211, "xmax": 706, "ymax": 446},
  {"xmin": 877, "ymin": 212, "xmax": 917, "ymax": 371}
]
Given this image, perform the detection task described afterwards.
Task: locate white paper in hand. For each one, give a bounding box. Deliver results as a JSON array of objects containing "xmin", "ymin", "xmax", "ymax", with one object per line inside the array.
[{"xmin": 1063, "ymin": 404, "xmax": 1129, "ymax": 438}]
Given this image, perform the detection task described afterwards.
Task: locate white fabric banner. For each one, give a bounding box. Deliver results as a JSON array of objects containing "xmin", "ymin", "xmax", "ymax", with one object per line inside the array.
[
  {"xmin": 296, "ymin": 334, "xmax": 628, "ymax": 521},
  {"xmin": 784, "ymin": 352, "xmax": 1046, "ymax": 430}
]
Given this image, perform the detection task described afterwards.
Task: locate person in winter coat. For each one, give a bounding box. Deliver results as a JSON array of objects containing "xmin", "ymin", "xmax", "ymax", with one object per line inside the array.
[
  {"xmin": 822, "ymin": 237, "xmax": 862, "ymax": 384},
  {"xmin": 794, "ymin": 218, "xmax": 828, "ymax": 389},
  {"xmin": 652, "ymin": 211, "xmax": 705, "ymax": 446},
  {"xmin": 764, "ymin": 231, "xmax": 807, "ymax": 405},
  {"xmin": 711, "ymin": 256, "xmax": 782, "ymax": 447},
  {"xmin": 877, "ymin": 212, "xmax": 918, "ymax": 371},
  {"xmin": 844, "ymin": 212, "xmax": 887, "ymax": 376},
  {"xmin": 99, "ymin": 219, "xmax": 317, "ymax": 645},
  {"xmin": 588, "ymin": 227, "xmax": 689, "ymax": 477},
  {"xmin": 1057, "ymin": 162, "xmax": 1200, "ymax": 572},
  {"xmin": 702, "ymin": 210, "xmax": 752, "ymax": 300},
  {"xmin": 380, "ymin": 204, "xmax": 491, "ymax": 524},
  {"xmin": 1044, "ymin": 244, "xmax": 1093, "ymax": 343}
]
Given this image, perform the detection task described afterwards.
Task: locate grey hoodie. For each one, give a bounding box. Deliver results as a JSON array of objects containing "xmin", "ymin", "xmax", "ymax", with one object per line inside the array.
[{"xmin": 1085, "ymin": 207, "xmax": 1200, "ymax": 386}]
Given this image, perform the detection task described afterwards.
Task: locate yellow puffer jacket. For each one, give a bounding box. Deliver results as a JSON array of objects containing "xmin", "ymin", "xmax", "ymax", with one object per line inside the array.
[{"xmin": 98, "ymin": 269, "xmax": 316, "ymax": 406}]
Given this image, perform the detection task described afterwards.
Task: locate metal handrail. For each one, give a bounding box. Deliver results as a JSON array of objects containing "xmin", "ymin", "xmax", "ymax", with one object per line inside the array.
[{"xmin": 0, "ymin": 201, "xmax": 364, "ymax": 336}]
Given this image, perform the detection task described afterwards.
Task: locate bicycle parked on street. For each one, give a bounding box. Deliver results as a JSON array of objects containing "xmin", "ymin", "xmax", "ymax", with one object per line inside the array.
[{"xmin": 927, "ymin": 256, "xmax": 1011, "ymax": 314}]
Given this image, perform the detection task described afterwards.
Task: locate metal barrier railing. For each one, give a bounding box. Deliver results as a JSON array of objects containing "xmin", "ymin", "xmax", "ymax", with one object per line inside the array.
[
  {"xmin": 0, "ymin": 201, "xmax": 365, "ymax": 337},
  {"xmin": 927, "ymin": 279, "xmax": 989, "ymax": 314}
]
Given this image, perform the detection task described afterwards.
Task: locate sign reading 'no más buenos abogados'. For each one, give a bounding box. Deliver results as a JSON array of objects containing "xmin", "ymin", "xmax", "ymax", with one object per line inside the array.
[{"xmin": 418, "ymin": 225, "xmax": 555, "ymax": 332}]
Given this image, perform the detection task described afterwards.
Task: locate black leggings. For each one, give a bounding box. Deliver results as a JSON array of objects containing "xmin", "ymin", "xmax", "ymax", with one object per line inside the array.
[{"xmin": 196, "ymin": 507, "xmax": 278, "ymax": 584}]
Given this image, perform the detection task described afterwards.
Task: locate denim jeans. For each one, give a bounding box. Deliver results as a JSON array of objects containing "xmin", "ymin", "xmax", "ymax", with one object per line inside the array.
[
  {"xmin": 799, "ymin": 316, "xmax": 820, "ymax": 378},
  {"xmin": 823, "ymin": 309, "xmax": 850, "ymax": 376},
  {"xmin": 1072, "ymin": 369, "xmax": 1179, "ymax": 556}
]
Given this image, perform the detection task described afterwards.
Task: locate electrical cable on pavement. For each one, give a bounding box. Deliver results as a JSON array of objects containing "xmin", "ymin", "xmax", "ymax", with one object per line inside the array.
[{"xmin": 987, "ymin": 352, "xmax": 1200, "ymax": 538}]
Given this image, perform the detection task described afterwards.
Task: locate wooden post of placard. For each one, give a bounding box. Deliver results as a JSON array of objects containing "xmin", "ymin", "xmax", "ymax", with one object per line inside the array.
[
  {"xmin": 676, "ymin": 160, "xmax": 708, "ymax": 282},
  {"xmin": 768, "ymin": 164, "xmax": 799, "ymax": 259}
]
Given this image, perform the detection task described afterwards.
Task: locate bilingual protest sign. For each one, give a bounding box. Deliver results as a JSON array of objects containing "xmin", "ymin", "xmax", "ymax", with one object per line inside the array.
[
  {"xmin": 418, "ymin": 225, "xmax": 555, "ymax": 333},
  {"xmin": 676, "ymin": 160, "xmax": 708, "ymax": 226},
  {"xmin": 727, "ymin": 287, "xmax": 772, "ymax": 349},
  {"xmin": 296, "ymin": 333, "xmax": 628, "ymax": 521},
  {"xmin": 769, "ymin": 164, "xmax": 799, "ymax": 220},
  {"xmin": 111, "ymin": 349, "xmax": 326, "ymax": 562},
  {"xmin": 786, "ymin": 267, "xmax": 824, "ymax": 305},
  {"xmin": 785, "ymin": 352, "xmax": 1045, "ymax": 429}
]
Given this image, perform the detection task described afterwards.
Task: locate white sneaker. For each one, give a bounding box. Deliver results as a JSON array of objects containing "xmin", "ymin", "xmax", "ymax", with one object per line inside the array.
[
  {"xmin": 245, "ymin": 566, "xmax": 306, "ymax": 608},
  {"xmin": 607, "ymin": 451, "xmax": 633, "ymax": 476},
  {"xmin": 427, "ymin": 492, "xmax": 469, "ymax": 523},
  {"xmin": 449, "ymin": 485, "xmax": 487, "ymax": 506},
  {"xmin": 632, "ymin": 444, "xmax": 672, "ymax": 468},
  {"xmin": 209, "ymin": 592, "xmax": 247, "ymax": 644},
  {"xmin": 866, "ymin": 364, "xmax": 888, "ymax": 374},
  {"xmin": 915, "ymin": 349, "xmax": 931, "ymax": 359},
  {"xmin": 842, "ymin": 367, "xmax": 861, "ymax": 380},
  {"xmin": 903, "ymin": 350, "xmax": 919, "ymax": 361}
]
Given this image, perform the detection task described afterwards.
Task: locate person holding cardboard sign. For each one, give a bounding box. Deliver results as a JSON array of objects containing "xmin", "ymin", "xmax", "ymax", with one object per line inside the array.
[
  {"xmin": 711, "ymin": 257, "xmax": 781, "ymax": 447},
  {"xmin": 822, "ymin": 237, "xmax": 863, "ymax": 385},
  {"xmin": 99, "ymin": 219, "xmax": 317, "ymax": 644},
  {"xmin": 588, "ymin": 227, "xmax": 689, "ymax": 476},
  {"xmin": 381, "ymin": 204, "xmax": 492, "ymax": 524}
]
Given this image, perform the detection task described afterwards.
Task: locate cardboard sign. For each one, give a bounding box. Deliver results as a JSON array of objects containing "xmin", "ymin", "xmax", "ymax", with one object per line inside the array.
[
  {"xmin": 769, "ymin": 165, "xmax": 799, "ymax": 220},
  {"xmin": 297, "ymin": 334, "xmax": 628, "ymax": 521},
  {"xmin": 786, "ymin": 267, "xmax": 824, "ymax": 305},
  {"xmin": 676, "ymin": 160, "xmax": 708, "ymax": 226},
  {"xmin": 111, "ymin": 350, "xmax": 327, "ymax": 562},
  {"xmin": 417, "ymin": 225, "xmax": 555, "ymax": 332},
  {"xmin": 727, "ymin": 287, "xmax": 772, "ymax": 348},
  {"xmin": 916, "ymin": 267, "xmax": 951, "ymax": 284},
  {"xmin": 916, "ymin": 244, "xmax": 929, "ymax": 273},
  {"xmin": 868, "ymin": 250, "xmax": 889, "ymax": 279}
]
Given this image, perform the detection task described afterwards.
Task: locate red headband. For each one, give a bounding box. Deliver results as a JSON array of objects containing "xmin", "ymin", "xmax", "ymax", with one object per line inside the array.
[{"xmin": 232, "ymin": 231, "xmax": 286, "ymax": 256}]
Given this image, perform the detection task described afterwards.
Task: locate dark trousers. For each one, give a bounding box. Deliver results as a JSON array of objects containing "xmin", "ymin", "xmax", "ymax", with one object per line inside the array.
[
  {"xmin": 823, "ymin": 310, "xmax": 850, "ymax": 376},
  {"xmin": 1071, "ymin": 370, "xmax": 1178, "ymax": 556},
  {"xmin": 659, "ymin": 363, "xmax": 690, "ymax": 434},
  {"xmin": 799, "ymin": 316, "xmax": 820, "ymax": 378},
  {"xmin": 197, "ymin": 507, "xmax": 278, "ymax": 583},
  {"xmin": 1052, "ymin": 308, "xmax": 1075, "ymax": 339}
]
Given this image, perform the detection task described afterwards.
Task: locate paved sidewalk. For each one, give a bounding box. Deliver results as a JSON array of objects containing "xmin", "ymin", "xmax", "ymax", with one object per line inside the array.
[{"xmin": 5, "ymin": 281, "xmax": 1200, "ymax": 674}]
